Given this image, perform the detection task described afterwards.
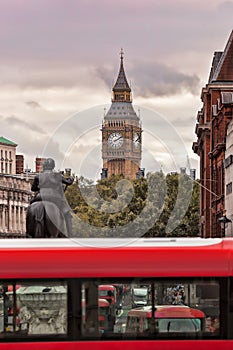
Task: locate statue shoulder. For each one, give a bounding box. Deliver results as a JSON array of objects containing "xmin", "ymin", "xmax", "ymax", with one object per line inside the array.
[{"xmin": 62, "ymin": 176, "xmax": 74, "ymax": 186}]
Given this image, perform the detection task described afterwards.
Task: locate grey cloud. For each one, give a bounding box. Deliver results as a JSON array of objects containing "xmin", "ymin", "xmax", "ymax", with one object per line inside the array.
[
  {"xmin": 0, "ymin": 0, "xmax": 229, "ymax": 67},
  {"xmin": 0, "ymin": 0, "xmax": 231, "ymax": 77},
  {"xmin": 25, "ymin": 101, "xmax": 42, "ymax": 109},
  {"xmin": 0, "ymin": 114, "xmax": 64, "ymax": 165},
  {"xmin": 0, "ymin": 60, "xmax": 200, "ymax": 98},
  {"xmin": 0, "ymin": 63, "xmax": 105, "ymax": 90},
  {"xmin": 130, "ymin": 62, "xmax": 200, "ymax": 98},
  {"xmin": 96, "ymin": 61, "xmax": 201, "ymax": 98},
  {"xmin": 6, "ymin": 115, "xmax": 46, "ymax": 134}
]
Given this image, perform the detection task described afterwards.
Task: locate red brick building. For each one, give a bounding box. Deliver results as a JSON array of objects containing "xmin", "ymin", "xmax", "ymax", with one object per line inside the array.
[
  {"xmin": 193, "ymin": 31, "xmax": 233, "ymax": 237},
  {"xmin": 35, "ymin": 157, "xmax": 46, "ymax": 173},
  {"xmin": 16, "ymin": 154, "xmax": 24, "ymax": 174}
]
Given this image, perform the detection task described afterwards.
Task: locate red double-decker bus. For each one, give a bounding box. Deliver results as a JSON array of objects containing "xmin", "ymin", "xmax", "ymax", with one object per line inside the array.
[
  {"xmin": 0, "ymin": 237, "xmax": 232, "ymax": 349},
  {"xmin": 98, "ymin": 299, "xmax": 111, "ymax": 332},
  {"xmin": 126, "ymin": 305, "xmax": 206, "ymax": 334},
  {"xmin": 98, "ymin": 285, "xmax": 116, "ymax": 305}
]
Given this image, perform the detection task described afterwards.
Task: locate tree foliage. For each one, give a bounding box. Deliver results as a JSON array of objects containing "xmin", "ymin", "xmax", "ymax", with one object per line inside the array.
[{"xmin": 65, "ymin": 172, "xmax": 200, "ymax": 238}]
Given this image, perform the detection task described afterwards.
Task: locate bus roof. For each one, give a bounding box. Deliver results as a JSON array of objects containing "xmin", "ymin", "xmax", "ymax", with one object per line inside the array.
[
  {"xmin": 98, "ymin": 298, "xmax": 110, "ymax": 307},
  {"xmin": 0, "ymin": 237, "xmax": 224, "ymax": 249},
  {"xmin": 99, "ymin": 285, "xmax": 115, "ymax": 290},
  {"xmin": 127, "ymin": 305, "xmax": 205, "ymax": 318}
]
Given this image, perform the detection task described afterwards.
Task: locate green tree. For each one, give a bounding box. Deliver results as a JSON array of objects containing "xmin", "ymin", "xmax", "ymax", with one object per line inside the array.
[{"xmin": 65, "ymin": 173, "xmax": 200, "ymax": 238}]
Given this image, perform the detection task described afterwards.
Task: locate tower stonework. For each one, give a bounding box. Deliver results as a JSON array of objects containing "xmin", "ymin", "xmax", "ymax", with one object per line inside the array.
[{"xmin": 101, "ymin": 50, "xmax": 142, "ymax": 179}]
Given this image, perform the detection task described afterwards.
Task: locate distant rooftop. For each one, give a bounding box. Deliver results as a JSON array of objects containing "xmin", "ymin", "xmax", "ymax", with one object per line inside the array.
[
  {"xmin": 210, "ymin": 30, "xmax": 233, "ymax": 82},
  {"xmin": 0, "ymin": 136, "xmax": 17, "ymax": 147}
]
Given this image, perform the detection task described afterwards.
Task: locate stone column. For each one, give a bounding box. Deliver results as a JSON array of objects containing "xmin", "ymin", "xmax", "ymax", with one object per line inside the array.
[
  {"xmin": 3, "ymin": 206, "xmax": 7, "ymax": 233},
  {"xmin": 13, "ymin": 206, "xmax": 17, "ymax": 233},
  {"xmin": 18, "ymin": 206, "xmax": 21, "ymax": 233},
  {"xmin": 2, "ymin": 206, "xmax": 5, "ymax": 231},
  {"xmin": 8, "ymin": 202, "xmax": 12, "ymax": 232},
  {"xmin": 0, "ymin": 205, "xmax": 2, "ymax": 232},
  {"xmin": 22, "ymin": 206, "xmax": 27, "ymax": 235}
]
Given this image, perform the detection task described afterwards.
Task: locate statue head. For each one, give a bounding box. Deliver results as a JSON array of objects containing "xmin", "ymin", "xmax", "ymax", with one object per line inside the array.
[{"xmin": 43, "ymin": 158, "xmax": 55, "ymax": 171}]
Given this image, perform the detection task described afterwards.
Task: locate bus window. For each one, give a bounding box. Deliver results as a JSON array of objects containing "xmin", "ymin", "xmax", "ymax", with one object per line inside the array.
[
  {"xmin": 83, "ymin": 278, "xmax": 221, "ymax": 339},
  {"xmin": 82, "ymin": 283, "xmax": 116, "ymax": 336},
  {"xmin": 0, "ymin": 276, "xmax": 223, "ymax": 340},
  {"xmin": 158, "ymin": 318, "xmax": 201, "ymax": 333},
  {"xmin": 0, "ymin": 281, "xmax": 68, "ymax": 337},
  {"xmin": 229, "ymin": 278, "xmax": 233, "ymax": 339},
  {"xmin": 16, "ymin": 283, "xmax": 67, "ymax": 335}
]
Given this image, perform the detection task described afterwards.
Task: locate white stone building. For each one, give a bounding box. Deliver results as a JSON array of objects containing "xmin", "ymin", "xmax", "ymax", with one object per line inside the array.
[
  {"xmin": 0, "ymin": 136, "xmax": 17, "ymax": 174},
  {"xmin": 0, "ymin": 136, "xmax": 31, "ymax": 237}
]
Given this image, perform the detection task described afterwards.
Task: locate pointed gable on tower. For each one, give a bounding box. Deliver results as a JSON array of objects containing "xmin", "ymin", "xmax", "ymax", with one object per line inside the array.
[
  {"xmin": 113, "ymin": 48, "xmax": 131, "ymax": 92},
  {"xmin": 112, "ymin": 48, "xmax": 132, "ymax": 102},
  {"xmin": 211, "ymin": 30, "xmax": 233, "ymax": 82}
]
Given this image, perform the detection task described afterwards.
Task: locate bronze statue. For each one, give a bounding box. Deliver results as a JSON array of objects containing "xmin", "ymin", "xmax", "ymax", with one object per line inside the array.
[{"xmin": 26, "ymin": 158, "xmax": 74, "ymax": 238}]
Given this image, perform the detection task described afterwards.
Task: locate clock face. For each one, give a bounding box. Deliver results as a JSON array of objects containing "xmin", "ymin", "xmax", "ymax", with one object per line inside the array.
[
  {"xmin": 133, "ymin": 132, "xmax": 140, "ymax": 148},
  {"xmin": 108, "ymin": 132, "xmax": 123, "ymax": 149}
]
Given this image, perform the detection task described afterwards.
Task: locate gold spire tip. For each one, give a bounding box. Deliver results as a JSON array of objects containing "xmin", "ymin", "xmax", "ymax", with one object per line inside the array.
[{"xmin": 120, "ymin": 48, "xmax": 124, "ymax": 60}]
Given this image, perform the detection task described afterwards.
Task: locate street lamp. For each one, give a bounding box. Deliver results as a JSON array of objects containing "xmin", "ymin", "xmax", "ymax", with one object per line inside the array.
[{"xmin": 218, "ymin": 211, "xmax": 231, "ymax": 237}]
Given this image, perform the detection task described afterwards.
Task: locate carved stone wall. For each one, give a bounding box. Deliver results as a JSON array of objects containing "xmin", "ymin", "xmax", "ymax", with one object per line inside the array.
[{"xmin": 0, "ymin": 175, "xmax": 31, "ymax": 237}]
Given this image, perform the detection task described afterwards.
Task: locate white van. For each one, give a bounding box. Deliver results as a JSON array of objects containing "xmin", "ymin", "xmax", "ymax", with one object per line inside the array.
[{"xmin": 132, "ymin": 288, "xmax": 148, "ymax": 308}]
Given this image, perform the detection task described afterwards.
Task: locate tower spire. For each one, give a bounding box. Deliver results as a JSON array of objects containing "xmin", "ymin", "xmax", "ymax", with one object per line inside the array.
[
  {"xmin": 120, "ymin": 48, "xmax": 124, "ymax": 61},
  {"xmin": 112, "ymin": 49, "xmax": 131, "ymax": 102}
]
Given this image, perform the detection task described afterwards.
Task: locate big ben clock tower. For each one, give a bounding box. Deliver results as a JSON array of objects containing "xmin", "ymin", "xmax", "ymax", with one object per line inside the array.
[{"xmin": 101, "ymin": 50, "xmax": 142, "ymax": 179}]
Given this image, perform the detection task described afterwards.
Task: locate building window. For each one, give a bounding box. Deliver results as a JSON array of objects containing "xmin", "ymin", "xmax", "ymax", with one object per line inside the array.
[
  {"xmin": 226, "ymin": 182, "xmax": 232, "ymax": 195},
  {"xmin": 224, "ymin": 155, "xmax": 233, "ymax": 168}
]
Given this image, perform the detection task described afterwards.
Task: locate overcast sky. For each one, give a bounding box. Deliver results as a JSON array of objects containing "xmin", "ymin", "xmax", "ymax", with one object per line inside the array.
[{"xmin": 1, "ymin": 0, "xmax": 233, "ymax": 179}]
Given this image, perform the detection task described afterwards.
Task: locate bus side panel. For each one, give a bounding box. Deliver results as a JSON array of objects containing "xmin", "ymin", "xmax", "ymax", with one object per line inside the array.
[
  {"xmin": 0, "ymin": 246, "xmax": 230, "ymax": 278},
  {"xmin": 0, "ymin": 340, "xmax": 232, "ymax": 350}
]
